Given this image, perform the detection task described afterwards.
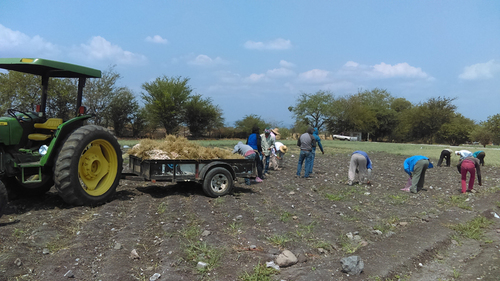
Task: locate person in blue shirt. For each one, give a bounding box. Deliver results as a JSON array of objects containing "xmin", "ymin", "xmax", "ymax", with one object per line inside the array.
[
  {"xmin": 246, "ymin": 126, "xmax": 264, "ymax": 179},
  {"xmin": 308, "ymin": 127, "xmax": 324, "ymax": 174},
  {"xmin": 403, "ymin": 155, "xmax": 434, "ymax": 193},
  {"xmin": 348, "ymin": 151, "xmax": 372, "ymax": 186},
  {"xmin": 473, "ymin": 150, "xmax": 485, "ymax": 166}
]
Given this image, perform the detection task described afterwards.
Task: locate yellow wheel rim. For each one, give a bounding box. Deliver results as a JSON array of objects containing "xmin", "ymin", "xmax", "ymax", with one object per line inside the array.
[{"xmin": 78, "ymin": 139, "xmax": 118, "ymax": 196}]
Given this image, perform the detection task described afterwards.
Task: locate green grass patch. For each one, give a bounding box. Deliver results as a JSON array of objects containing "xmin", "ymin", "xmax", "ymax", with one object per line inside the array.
[
  {"xmin": 448, "ymin": 216, "xmax": 493, "ymax": 240},
  {"xmin": 184, "ymin": 241, "xmax": 223, "ymax": 274},
  {"xmin": 238, "ymin": 262, "xmax": 278, "ymax": 281},
  {"xmin": 266, "ymin": 234, "xmax": 292, "ymax": 248},
  {"xmin": 387, "ymin": 194, "xmax": 409, "ymax": 205},
  {"xmin": 280, "ymin": 211, "xmax": 294, "ymax": 222},
  {"xmin": 157, "ymin": 201, "xmax": 167, "ymax": 214},
  {"xmin": 448, "ymin": 195, "xmax": 473, "ymax": 210},
  {"xmin": 325, "ymin": 185, "xmax": 365, "ymax": 201},
  {"xmin": 178, "ymin": 224, "xmax": 202, "ymax": 241}
]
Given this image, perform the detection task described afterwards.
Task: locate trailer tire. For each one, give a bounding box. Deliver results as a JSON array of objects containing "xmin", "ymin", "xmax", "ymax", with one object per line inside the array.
[
  {"xmin": 202, "ymin": 167, "xmax": 233, "ymax": 197},
  {"xmin": 54, "ymin": 125, "xmax": 122, "ymax": 206},
  {"xmin": 0, "ymin": 181, "xmax": 7, "ymax": 219}
]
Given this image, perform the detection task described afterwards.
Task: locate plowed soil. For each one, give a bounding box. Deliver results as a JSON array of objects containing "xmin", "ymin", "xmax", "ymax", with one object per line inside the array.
[{"xmin": 1, "ymin": 152, "xmax": 500, "ymax": 281}]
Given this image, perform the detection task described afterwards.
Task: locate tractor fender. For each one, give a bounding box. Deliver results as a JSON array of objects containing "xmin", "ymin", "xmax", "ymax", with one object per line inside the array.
[{"xmin": 40, "ymin": 115, "xmax": 92, "ymax": 166}]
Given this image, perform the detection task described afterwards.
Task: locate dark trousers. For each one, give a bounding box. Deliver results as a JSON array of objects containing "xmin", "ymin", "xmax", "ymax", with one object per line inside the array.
[
  {"xmin": 437, "ymin": 150, "xmax": 451, "ymax": 167},
  {"xmin": 255, "ymin": 153, "xmax": 264, "ymax": 178},
  {"xmin": 476, "ymin": 152, "xmax": 485, "ymax": 166}
]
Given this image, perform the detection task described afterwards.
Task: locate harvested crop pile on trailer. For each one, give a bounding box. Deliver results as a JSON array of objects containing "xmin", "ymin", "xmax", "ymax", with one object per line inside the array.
[{"xmin": 127, "ymin": 135, "xmax": 243, "ymax": 160}]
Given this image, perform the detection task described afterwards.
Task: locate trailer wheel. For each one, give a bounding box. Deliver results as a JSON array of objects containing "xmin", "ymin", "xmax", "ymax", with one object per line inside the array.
[
  {"xmin": 202, "ymin": 167, "xmax": 233, "ymax": 197},
  {"xmin": 0, "ymin": 181, "xmax": 7, "ymax": 219},
  {"xmin": 54, "ymin": 125, "xmax": 122, "ymax": 206}
]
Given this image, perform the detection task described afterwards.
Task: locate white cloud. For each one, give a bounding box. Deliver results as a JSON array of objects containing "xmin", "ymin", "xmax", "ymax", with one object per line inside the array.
[
  {"xmin": 459, "ymin": 60, "xmax": 500, "ymax": 80},
  {"xmin": 0, "ymin": 24, "xmax": 59, "ymax": 57},
  {"xmin": 75, "ymin": 36, "xmax": 147, "ymax": 65},
  {"xmin": 244, "ymin": 38, "xmax": 292, "ymax": 50},
  {"xmin": 279, "ymin": 60, "xmax": 295, "ymax": 68},
  {"xmin": 266, "ymin": 67, "xmax": 295, "ymax": 78},
  {"xmin": 244, "ymin": 73, "xmax": 267, "ymax": 83},
  {"xmin": 372, "ymin": 62, "xmax": 429, "ymax": 79},
  {"xmin": 188, "ymin": 54, "xmax": 226, "ymax": 66},
  {"xmin": 298, "ymin": 69, "xmax": 330, "ymax": 83},
  {"xmin": 145, "ymin": 35, "xmax": 168, "ymax": 44},
  {"xmin": 339, "ymin": 61, "xmax": 433, "ymax": 80}
]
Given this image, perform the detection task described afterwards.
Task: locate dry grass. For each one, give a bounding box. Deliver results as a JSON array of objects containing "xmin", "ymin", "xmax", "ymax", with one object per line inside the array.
[{"xmin": 127, "ymin": 135, "xmax": 243, "ymax": 160}]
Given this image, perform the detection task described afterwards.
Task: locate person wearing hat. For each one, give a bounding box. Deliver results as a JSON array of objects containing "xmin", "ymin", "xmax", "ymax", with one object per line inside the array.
[
  {"xmin": 261, "ymin": 128, "xmax": 275, "ymax": 175},
  {"xmin": 271, "ymin": 141, "xmax": 288, "ymax": 170},
  {"xmin": 270, "ymin": 128, "xmax": 279, "ymax": 141},
  {"xmin": 437, "ymin": 148, "xmax": 453, "ymax": 167}
]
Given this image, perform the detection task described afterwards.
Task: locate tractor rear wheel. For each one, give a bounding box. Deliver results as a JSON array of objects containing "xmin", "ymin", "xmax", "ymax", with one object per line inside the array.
[
  {"xmin": 0, "ymin": 181, "xmax": 7, "ymax": 219},
  {"xmin": 54, "ymin": 125, "xmax": 122, "ymax": 206}
]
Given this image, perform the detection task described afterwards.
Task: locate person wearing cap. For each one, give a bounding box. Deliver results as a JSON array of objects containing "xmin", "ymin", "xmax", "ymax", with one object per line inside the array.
[
  {"xmin": 261, "ymin": 128, "xmax": 275, "ymax": 175},
  {"xmin": 457, "ymin": 156, "xmax": 482, "ymax": 193},
  {"xmin": 246, "ymin": 126, "xmax": 264, "ymax": 179},
  {"xmin": 308, "ymin": 127, "xmax": 324, "ymax": 174},
  {"xmin": 232, "ymin": 141, "xmax": 261, "ymax": 184},
  {"xmin": 348, "ymin": 151, "xmax": 372, "ymax": 186},
  {"xmin": 437, "ymin": 148, "xmax": 453, "ymax": 167},
  {"xmin": 455, "ymin": 150, "xmax": 472, "ymax": 160},
  {"xmin": 402, "ymin": 155, "xmax": 434, "ymax": 193},
  {"xmin": 271, "ymin": 141, "xmax": 288, "ymax": 170},
  {"xmin": 473, "ymin": 150, "xmax": 486, "ymax": 166},
  {"xmin": 296, "ymin": 127, "xmax": 316, "ymax": 179}
]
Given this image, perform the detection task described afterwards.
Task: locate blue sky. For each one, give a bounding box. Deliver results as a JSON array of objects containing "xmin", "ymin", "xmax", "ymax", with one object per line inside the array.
[{"xmin": 1, "ymin": 1, "xmax": 499, "ymax": 128}]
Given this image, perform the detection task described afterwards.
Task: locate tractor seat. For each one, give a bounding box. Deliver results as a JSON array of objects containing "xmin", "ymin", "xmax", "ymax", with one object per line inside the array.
[
  {"xmin": 28, "ymin": 118, "xmax": 63, "ymax": 141},
  {"xmin": 34, "ymin": 118, "xmax": 63, "ymax": 130}
]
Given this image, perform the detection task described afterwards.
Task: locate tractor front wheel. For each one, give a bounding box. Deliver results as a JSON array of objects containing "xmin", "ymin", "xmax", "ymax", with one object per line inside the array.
[
  {"xmin": 54, "ymin": 125, "xmax": 122, "ymax": 206},
  {"xmin": 3, "ymin": 173, "xmax": 54, "ymax": 197}
]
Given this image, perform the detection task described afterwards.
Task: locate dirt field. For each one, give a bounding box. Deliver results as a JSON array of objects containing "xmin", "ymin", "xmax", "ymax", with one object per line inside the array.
[{"xmin": 1, "ymin": 152, "xmax": 500, "ymax": 281}]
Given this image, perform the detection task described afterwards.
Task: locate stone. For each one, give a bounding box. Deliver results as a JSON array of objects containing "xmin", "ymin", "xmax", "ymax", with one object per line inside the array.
[
  {"xmin": 265, "ymin": 261, "xmax": 280, "ymax": 270},
  {"xmin": 14, "ymin": 258, "xmax": 22, "ymax": 266},
  {"xmin": 42, "ymin": 248, "xmax": 50, "ymax": 255},
  {"xmin": 149, "ymin": 273, "xmax": 161, "ymax": 281},
  {"xmin": 275, "ymin": 250, "xmax": 298, "ymax": 267},
  {"xmin": 130, "ymin": 249, "xmax": 140, "ymax": 259},
  {"xmin": 114, "ymin": 243, "xmax": 122, "ymax": 250},
  {"xmin": 340, "ymin": 255, "xmax": 364, "ymax": 275},
  {"xmin": 64, "ymin": 270, "xmax": 75, "ymax": 278},
  {"xmin": 201, "ymin": 230, "xmax": 211, "ymax": 237},
  {"xmin": 197, "ymin": 261, "xmax": 208, "ymax": 269}
]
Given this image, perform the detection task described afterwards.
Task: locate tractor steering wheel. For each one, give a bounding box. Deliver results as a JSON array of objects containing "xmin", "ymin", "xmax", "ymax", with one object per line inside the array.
[{"xmin": 8, "ymin": 109, "xmax": 34, "ymax": 122}]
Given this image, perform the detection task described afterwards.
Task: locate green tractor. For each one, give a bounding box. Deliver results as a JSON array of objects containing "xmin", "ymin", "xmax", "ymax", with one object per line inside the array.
[{"xmin": 0, "ymin": 58, "xmax": 123, "ymax": 218}]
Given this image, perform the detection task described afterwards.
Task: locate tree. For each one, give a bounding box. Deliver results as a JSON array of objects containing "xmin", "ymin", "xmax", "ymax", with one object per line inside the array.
[
  {"xmin": 357, "ymin": 88, "xmax": 398, "ymax": 141},
  {"xmin": 436, "ymin": 114, "xmax": 474, "ymax": 145},
  {"xmin": 470, "ymin": 123, "xmax": 493, "ymax": 147},
  {"xmin": 108, "ymin": 88, "xmax": 138, "ymax": 137},
  {"xmin": 485, "ymin": 114, "xmax": 500, "ymax": 144},
  {"xmin": 142, "ymin": 76, "xmax": 192, "ymax": 135},
  {"xmin": 288, "ymin": 90, "xmax": 335, "ymax": 132},
  {"xmin": 326, "ymin": 95, "xmax": 377, "ymax": 135},
  {"xmin": 46, "ymin": 78, "xmax": 78, "ymax": 120},
  {"xmin": 0, "ymin": 71, "xmax": 41, "ymax": 114},
  {"xmin": 131, "ymin": 107, "xmax": 148, "ymax": 138},
  {"xmin": 83, "ymin": 67, "xmax": 122, "ymax": 126},
  {"xmin": 184, "ymin": 95, "xmax": 224, "ymax": 138},
  {"xmin": 234, "ymin": 114, "xmax": 271, "ymax": 135}
]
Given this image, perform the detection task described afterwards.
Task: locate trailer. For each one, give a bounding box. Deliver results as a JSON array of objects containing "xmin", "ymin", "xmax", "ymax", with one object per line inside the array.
[{"xmin": 127, "ymin": 155, "xmax": 256, "ymax": 197}]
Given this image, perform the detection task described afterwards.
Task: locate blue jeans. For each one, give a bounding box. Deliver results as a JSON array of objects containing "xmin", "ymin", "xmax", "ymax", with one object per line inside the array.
[
  {"xmin": 309, "ymin": 148, "xmax": 316, "ymax": 174},
  {"xmin": 296, "ymin": 150, "xmax": 313, "ymax": 178},
  {"xmin": 264, "ymin": 155, "xmax": 271, "ymax": 174},
  {"xmin": 245, "ymin": 153, "xmax": 256, "ymax": 185}
]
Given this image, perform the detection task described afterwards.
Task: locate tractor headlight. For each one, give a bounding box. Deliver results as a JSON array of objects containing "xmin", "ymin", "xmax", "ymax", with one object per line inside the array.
[{"xmin": 39, "ymin": 145, "xmax": 48, "ymax": 156}]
